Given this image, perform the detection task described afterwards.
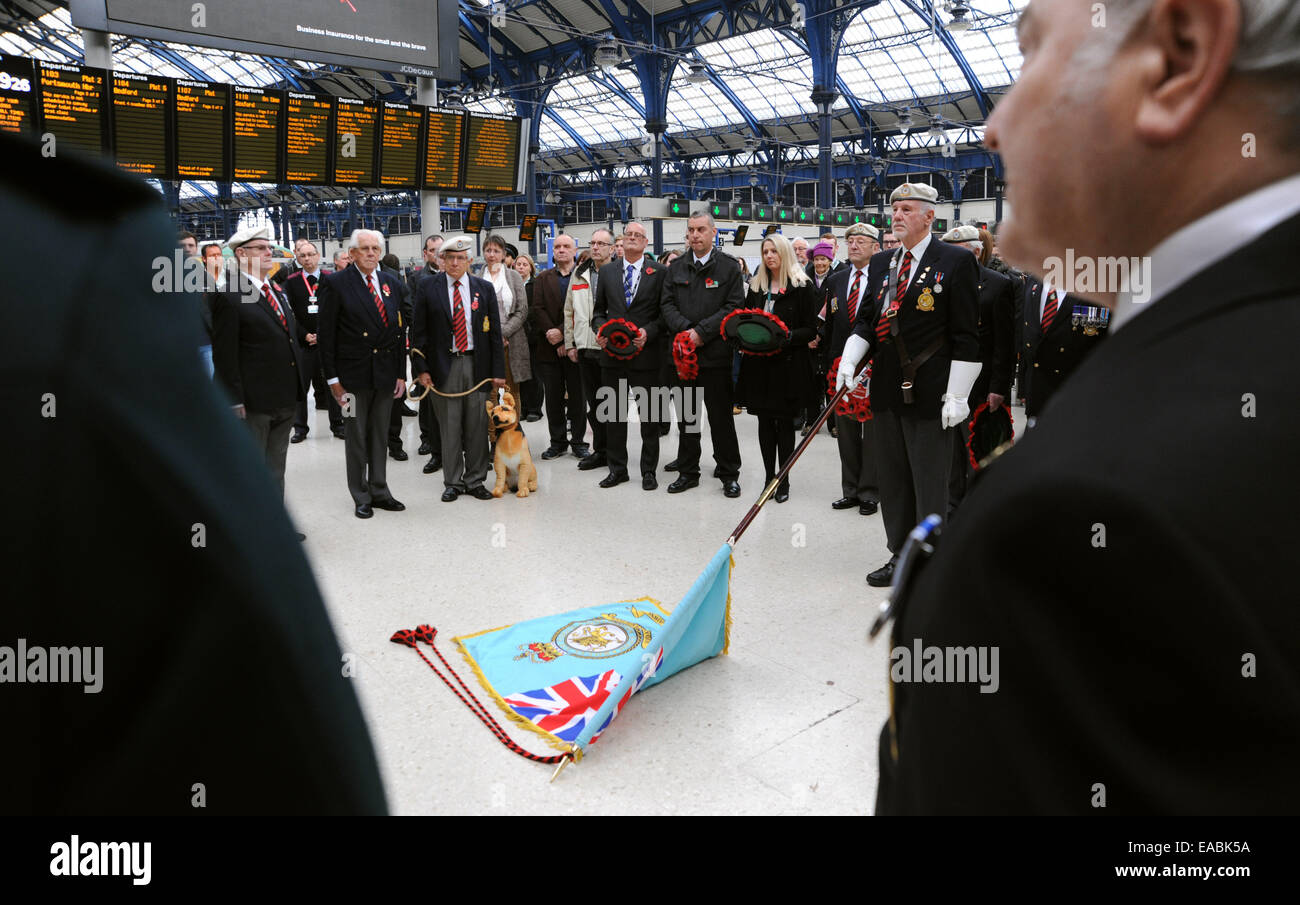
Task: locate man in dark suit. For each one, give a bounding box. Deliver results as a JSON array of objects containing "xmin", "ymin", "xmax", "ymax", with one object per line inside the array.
[
  {"xmin": 283, "ymin": 240, "xmax": 343, "ymax": 442},
  {"xmin": 0, "ymin": 129, "xmax": 386, "ymax": 815},
  {"xmin": 823, "ymin": 222, "xmax": 882, "ymax": 517},
  {"xmin": 531, "ymin": 234, "xmax": 586, "ymax": 459},
  {"xmin": 661, "ymin": 211, "xmax": 746, "ymax": 497},
  {"xmin": 317, "ymin": 228, "xmax": 407, "ymax": 519},
  {"xmin": 1019, "ymin": 274, "xmax": 1108, "ymax": 421},
  {"xmin": 835, "ymin": 183, "xmax": 981, "ymax": 586},
  {"xmin": 411, "ymin": 235, "xmax": 506, "ymax": 501},
  {"xmin": 875, "ymin": 0, "xmax": 1300, "ymax": 814},
  {"xmin": 590, "ymin": 222, "xmax": 667, "ymax": 490},
  {"xmin": 381, "ymin": 252, "xmax": 415, "ymax": 461},
  {"xmin": 940, "ymin": 225, "xmax": 1017, "ymax": 513},
  {"xmin": 407, "ymin": 236, "xmax": 445, "ymax": 473},
  {"xmin": 210, "ymin": 226, "xmax": 307, "ymax": 523}
]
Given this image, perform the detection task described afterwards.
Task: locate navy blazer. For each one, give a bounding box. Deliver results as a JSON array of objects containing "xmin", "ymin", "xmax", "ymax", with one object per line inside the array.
[
  {"xmin": 316, "ymin": 265, "xmax": 406, "ymax": 392},
  {"xmin": 590, "ymin": 256, "xmax": 668, "ymax": 370},
  {"xmin": 210, "ymin": 272, "xmax": 305, "ymax": 412},
  {"xmin": 1018, "ymin": 275, "xmax": 1108, "ymax": 417},
  {"xmin": 410, "ymin": 271, "xmax": 506, "ymax": 387}
]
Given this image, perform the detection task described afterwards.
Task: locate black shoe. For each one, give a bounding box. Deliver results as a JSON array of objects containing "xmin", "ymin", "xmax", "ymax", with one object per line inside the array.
[
  {"xmin": 400, "ymin": 403, "xmax": 417, "ymax": 417},
  {"xmin": 774, "ymin": 486, "xmax": 790, "ymax": 504},
  {"xmin": 372, "ymin": 497, "xmax": 406, "ymax": 512},
  {"xmin": 296, "ymin": 532, "xmax": 306, "ymax": 541},
  {"xmin": 859, "ymin": 500, "xmax": 879, "ymax": 516},
  {"xmin": 332, "ymin": 428, "xmax": 347, "ymax": 439},
  {"xmin": 667, "ymin": 475, "xmax": 699, "ymax": 493},
  {"xmin": 388, "ymin": 446, "xmax": 408, "ymax": 461},
  {"xmin": 291, "ymin": 427, "xmax": 307, "ymax": 444},
  {"xmin": 866, "ymin": 556, "xmax": 899, "ymax": 587},
  {"xmin": 642, "ymin": 474, "xmax": 658, "ymax": 491},
  {"xmin": 664, "ymin": 458, "xmax": 681, "ymax": 472},
  {"xmin": 418, "ymin": 441, "xmax": 432, "ymax": 456},
  {"xmin": 441, "ymin": 488, "xmax": 461, "ymax": 502},
  {"xmin": 423, "ymin": 456, "xmax": 442, "ymax": 474},
  {"xmin": 541, "ymin": 444, "xmax": 567, "ymax": 460},
  {"xmin": 468, "ymin": 486, "xmax": 494, "ymax": 500},
  {"xmin": 577, "ymin": 452, "xmax": 607, "ymax": 471},
  {"xmin": 831, "ymin": 497, "xmax": 858, "ymax": 510},
  {"xmin": 354, "ymin": 504, "xmax": 373, "ymax": 519},
  {"xmin": 524, "ymin": 412, "xmax": 543, "ymax": 422},
  {"xmin": 599, "ymin": 472, "xmax": 629, "ymax": 488},
  {"xmin": 722, "ymin": 480, "xmax": 741, "ymax": 498},
  {"xmin": 571, "ymin": 443, "xmax": 591, "ymax": 459},
  {"xmin": 828, "ymin": 424, "xmax": 839, "ymax": 439}
]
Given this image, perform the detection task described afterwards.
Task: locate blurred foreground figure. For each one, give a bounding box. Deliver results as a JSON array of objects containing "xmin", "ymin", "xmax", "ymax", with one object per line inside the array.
[
  {"xmin": 876, "ymin": 0, "xmax": 1300, "ymax": 814},
  {"xmin": 0, "ymin": 130, "xmax": 386, "ymax": 815}
]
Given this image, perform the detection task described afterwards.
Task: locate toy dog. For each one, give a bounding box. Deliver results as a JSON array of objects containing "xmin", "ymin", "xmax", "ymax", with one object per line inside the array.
[{"xmin": 487, "ymin": 391, "xmax": 538, "ymax": 498}]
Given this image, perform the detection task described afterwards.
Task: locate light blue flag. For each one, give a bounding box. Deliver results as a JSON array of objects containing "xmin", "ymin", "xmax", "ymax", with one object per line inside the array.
[{"xmin": 454, "ymin": 543, "xmax": 733, "ymax": 757}]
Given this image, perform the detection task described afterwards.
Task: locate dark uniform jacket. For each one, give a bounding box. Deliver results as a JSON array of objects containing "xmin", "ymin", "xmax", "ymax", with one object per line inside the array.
[
  {"xmin": 973, "ymin": 264, "xmax": 1017, "ymax": 402},
  {"xmin": 410, "ymin": 271, "xmax": 505, "ymax": 386},
  {"xmin": 283, "ymin": 268, "xmax": 329, "ymax": 335},
  {"xmin": 591, "ymin": 255, "xmax": 668, "ymax": 371},
  {"xmin": 1019, "ymin": 276, "xmax": 1108, "ymax": 417},
  {"xmin": 210, "ymin": 272, "xmax": 306, "ymax": 412},
  {"xmin": 875, "ymin": 211, "xmax": 1300, "ymax": 815},
  {"xmin": 822, "ymin": 263, "xmax": 872, "ymax": 361},
  {"xmin": 660, "ymin": 249, "xmax": 746, "ymax": 370},
  {"xmin": 530, "ymin": 266, "xmax": 575, "ymax": 364},
  {"xmin": 734, "ymin": 280, "xmax": 819, "ymax": 415},
  {"xmin": 849, "ymin": 239, "xmax": 980, "ymax": 418},
  {"xmin": 316, "ymin": 265, "xmax": 406, "ymax": 392},
  {"xmin": 0, "ymin": 129, "xmax": 386, "ymax": 815}
]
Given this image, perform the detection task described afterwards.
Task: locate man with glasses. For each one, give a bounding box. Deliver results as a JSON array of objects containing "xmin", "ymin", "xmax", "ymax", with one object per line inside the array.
[
  {"xmin": 564, "ymin": 228, "xmax": 615, "ymax": 468},
  {"xmin": 284, "ymin": 240, "xmax": 342, "ymax": 443},
  {"xmin": 210, "ymin": 225, "xmax": 308, "ymax": 537}
]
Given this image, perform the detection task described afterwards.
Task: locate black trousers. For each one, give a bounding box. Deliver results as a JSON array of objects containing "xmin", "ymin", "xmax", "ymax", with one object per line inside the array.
[
  {"xmin": 537, "ymin": 355, "xmax": 585, "ymax": 448},
  {"xmin": 294, "ymin": 345, "xmax": 342, "ymax": 432},
  {"xmin": 601, "ymin": 365, "xmax": 662, "ymax": 478},
  {"xmin": 578, "ymin": 350, "xmax": 606, "ymax": 455},
  {"xmin": 519, "ymin": 377, "xmax": 544, "ymax": 417},
  {"xmin": 673, "ymin": 366, "xmax": 740, "ymax": 481},
  {"xmin": 872, "ymin": 409, "xmax": 952, "ymax": 553},
  {"xmin": 948, "ymin": 416, "xmax": 974, "ymax": 516},
  {"xmin": 418, "ymin": 392, "xmax": 442, "ymax": 450},
  {"xmin": 756, "ymin": 415, "xmax": 795, "ymax": 490}
]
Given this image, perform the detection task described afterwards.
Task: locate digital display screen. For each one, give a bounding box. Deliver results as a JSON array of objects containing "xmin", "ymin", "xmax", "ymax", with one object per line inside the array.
[
  {"xmin": 0, "ymin": 55, "xmax": 36, "ymax": 136},
  {"xmin": 285, "ymin": 91, "xmax": 333, "ymax": 185},
  {"xmin": 422, "ymin": 108, "xmax": 464, "ymax": 191},
  {"xmin": 378, "ymin": 101, "xmax": 421, "ymax": 189},
  {"xmin": 518, "ymin": 214, "xmax": 538, "ymax": 242},
  {"xmin": 175, "ymin": 78, "xmax": 229, "ymax": 180},
  {"xmin": 232, "ymin": 86, "xmax": 282, "ymax": 182},
  {"xmin": 36, "ymin": 61, "xmax": 108, "ymax": 157},
  {"xmin": 462, "ymin": 113, "xmax": 522, "ymax": 195},
  {"xmin": 465, "ymin": 200, "xmax": 486, "ymax": 234},
  {"xmin": 334, "ymin": 97, "xmax": 378, "ymax": 186},
  {"xmin": 111, "ymin": 70, "xmax": 173, "ymax": 178}
]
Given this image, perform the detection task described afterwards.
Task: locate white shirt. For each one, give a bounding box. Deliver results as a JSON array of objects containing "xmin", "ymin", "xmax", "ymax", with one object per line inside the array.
[
  {"xmin": 692, "ymin": 250, "xmax": 713, "ymax": 268},
  {"xmin": 485, "ymin": 264, "xmax": 513, "ymax": 313},
  {"xmin": 446, "ymin": 273, "xmax": 475, "ymax": 351},
  {"xmin": 622, "ymin": 255, "xmax": 645, "ymax": 302},
  {"xmin": 1112, "ymin": 171, "xmax": 1300, "ymax": 331},
  {"xmin": 881, "ymin": 234, "xmax": 929, "ymax": 314}
]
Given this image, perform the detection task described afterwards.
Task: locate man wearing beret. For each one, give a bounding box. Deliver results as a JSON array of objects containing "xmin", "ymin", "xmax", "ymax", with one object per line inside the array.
[
  {"xmin": 411, "ymin": 235, "xmax": 506, "ymax": 502},
  {"xmin": 836, "ymin": 182, "xmax": 981, "ymax": 586}
]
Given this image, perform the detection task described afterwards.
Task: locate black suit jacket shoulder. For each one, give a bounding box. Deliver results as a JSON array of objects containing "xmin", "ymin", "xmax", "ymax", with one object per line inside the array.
[
  {"xmin": 317, "ymin": 266, "xmax": 405, "ymax": 391},
  {"xmin": 877, "ymin": 212, "xmax": 1300, "ymax": 815}
]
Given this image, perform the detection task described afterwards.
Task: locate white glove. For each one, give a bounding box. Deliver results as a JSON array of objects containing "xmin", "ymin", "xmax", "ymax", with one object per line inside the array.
[
  {"xmin": 836, "ymin": 334, "xmax": 869, "ymax": 391},
  {"xmin": 940, "ymin": 360, "xmax": 983, "ymax": 429}
]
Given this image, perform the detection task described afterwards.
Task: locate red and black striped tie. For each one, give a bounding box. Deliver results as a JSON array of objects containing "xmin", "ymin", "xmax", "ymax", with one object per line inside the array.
[
  {"xmin": 1042, "ymin": 288, "xmax": 1059, "ymax": 331},
  {"xmin": 846, "ymin": 270, "xmax": 862, "ymax": 324},
  {"xmin": 262, "ymin": 283, "xmax": 287, "ymax": 331},
  {"xmin": 367, "ymin": 275, "xmax": 388, "ymax": 327},
  {"xmin": 452, "ymin": 280, "xmax": 468, "ymax": 352},
  {"xmin": 877, "ymin": 252, "xmax": 912, "ymax": 342}
]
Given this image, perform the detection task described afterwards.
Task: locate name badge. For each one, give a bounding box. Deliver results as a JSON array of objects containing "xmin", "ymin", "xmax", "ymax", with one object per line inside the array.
[{"xmin": 307, "ymin": 303, "xmax": 318, "ymax": 314}]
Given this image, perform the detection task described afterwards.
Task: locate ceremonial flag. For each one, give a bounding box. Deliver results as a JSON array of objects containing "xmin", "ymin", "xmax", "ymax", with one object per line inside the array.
[{"xmin": 454, "ymin": 543, "xmax": 733, "ymax": 756}]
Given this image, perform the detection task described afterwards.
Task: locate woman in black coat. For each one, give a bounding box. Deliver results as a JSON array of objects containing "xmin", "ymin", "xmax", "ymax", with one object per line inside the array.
[{"xmin": 734, "ymin": 235, "xmax": 818, "ymax": 503}]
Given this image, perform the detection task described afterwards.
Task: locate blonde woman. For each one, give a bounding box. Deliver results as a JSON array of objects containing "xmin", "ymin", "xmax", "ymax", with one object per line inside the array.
[{"xmin": 733, "ymin": 234, "xmax": 818, "ymax": 503}]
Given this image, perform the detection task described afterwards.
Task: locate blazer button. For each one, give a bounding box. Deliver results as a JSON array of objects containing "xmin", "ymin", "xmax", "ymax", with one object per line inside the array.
[
  {"xmin": 1059, "ymin": 347, "xmax": 1065, "ymax": 352},
  {"xmin": 373, "ymin": 348, "xmax": 378, "ymax": 353},
  {"xmin": 1033, "ymin": 363, "xmax": 1039, "ymax": 368},
  {"xmin": 364, "ymin": 331, "xmax": 369, "ymax": 337}
]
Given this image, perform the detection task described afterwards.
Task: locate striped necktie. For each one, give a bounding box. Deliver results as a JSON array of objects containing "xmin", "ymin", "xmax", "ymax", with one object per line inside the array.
[
  {"xmin": 877, "ymin": 252, "xmax": 912, "ymax": 342},
  {"xmin": 367, "ymin": 274, "xmax": 388, "ymax": 327},
  {"xmin": 846, "ymin": 269, "xmax": 862, "ymax": 323},
  {"xmin": 1042, "ymin": 288, "xmax": 1059, "ymax": 331},
  {"xmin": 624, "ymin": 262, "xmax": 634, "ymax": 308},
  {"xmin": 452, "ymin": 280, "xmax": 468, "ymax": 352},
  {"xmin": 261, "ymin": 283, "xmax": 288, "ymax": 332}
]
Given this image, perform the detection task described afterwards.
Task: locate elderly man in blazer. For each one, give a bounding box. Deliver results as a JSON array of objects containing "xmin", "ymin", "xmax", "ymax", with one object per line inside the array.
[
  {"xmin": 590, "ymin": 222, "xmax": 668, "ymax": 490},
  {"xmin": 210, "ymin": 225, "xmax": 307, "ymax": 529},
  {"xmin": 317, "ymin": 228, "xmax": 407, "ymax": 519},
  {"xmin": 1019, "ymin": 273, "xmax": 1108, "ymax": 421},
  {"xmin": 411, "ymin": 235, "xmax": 506, "ymax": 502}
]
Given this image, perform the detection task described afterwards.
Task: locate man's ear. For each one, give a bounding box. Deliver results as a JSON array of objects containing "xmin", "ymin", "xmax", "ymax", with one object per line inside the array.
[{"xmin": 1133, "ymin": 0, "xmax": 1241, "ymax": 144}]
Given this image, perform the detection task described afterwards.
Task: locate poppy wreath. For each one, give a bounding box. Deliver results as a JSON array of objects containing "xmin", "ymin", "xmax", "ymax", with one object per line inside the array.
[
  {"xmin": 718, "ymin": 308, "xmax": 791, "ymax": 356},
  {"xmin": 966, "ymin": 400, "xmax": 1015, "ymax": 471},
  {"xmin": 827, "ymin": 355, "xmax": 872, "ymax": 422},
  {"xmin": 672, "ymin": 331, "xmax": 700, "ymax": 381},
  {"xmin": 596, "ymin": 318, "xmax": 642, "ymax": 361}
]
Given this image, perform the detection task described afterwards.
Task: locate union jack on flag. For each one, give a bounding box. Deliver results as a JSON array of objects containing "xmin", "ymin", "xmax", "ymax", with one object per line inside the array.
[
  {"xmin": 503, "ymin": 670, "xmax": 623, "ymax": 742},
  {"xmin": 591, "ymin": 648, "xmax": 664, "ymax": 742}
]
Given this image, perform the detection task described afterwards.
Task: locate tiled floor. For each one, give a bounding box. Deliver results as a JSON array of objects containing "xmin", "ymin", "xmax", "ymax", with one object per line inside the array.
[{"xmin": 284, "ymin": 401, "xmax": 927, "ymax": 815}]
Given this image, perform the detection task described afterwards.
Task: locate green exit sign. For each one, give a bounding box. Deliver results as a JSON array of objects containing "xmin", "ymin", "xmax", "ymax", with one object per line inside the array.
[
  {"xmin": 755, "ymin": 206, "xmax": 772, "ymax": 221},
  {"xmin": 668, "ymin": 199, "xmax": 689, "ymax": 217},
  {"xmin": 710, "ymin": 203, "xmax": 726, "ymax": 218},
  {"xmin": 796, "ymin": 209, "xmax": 811, "ymax": 222}
]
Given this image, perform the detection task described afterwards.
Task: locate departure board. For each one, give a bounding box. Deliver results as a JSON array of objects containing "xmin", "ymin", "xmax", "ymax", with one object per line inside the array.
[
  {"xmin": 285, "ymin": 91, "xmax": 333, "ymax": 185},
  {"xmin": 36, "ymin": 61, "xmax": 108, "ymax": 156},
  {"xmin": 111, "ymin": 70, "xmax": 173, "ymax": 178},
  {"xmin": 334, "ymin": 97, "xmax": 378, "ymax": 187},
  {"xmin": 378, "ymin": 101, "xmax": 421, "ymax": 189},
  {"xmin": 462, "ymin": 114, "xmax": 522, "ymax": 194},
  {"xmin": 232, "ymin": 86, "xmax": 282, "ymax": 182},
  {"xmin": 422, "ymin": 108, "xmax": 464, "ymax": 191},
  {"xmin": 0, "ymin": 55, "xmax": 36, "ymax": 136},
  {"xmin": 175, "ymin": 78, "xmax": 229, "ymax": 181}
]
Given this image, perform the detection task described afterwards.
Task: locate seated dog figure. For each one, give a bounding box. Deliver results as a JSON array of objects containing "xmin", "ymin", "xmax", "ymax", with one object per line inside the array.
[{"xmin": 487, "ymin": 391, "xmax": 538, "ymax": 498}]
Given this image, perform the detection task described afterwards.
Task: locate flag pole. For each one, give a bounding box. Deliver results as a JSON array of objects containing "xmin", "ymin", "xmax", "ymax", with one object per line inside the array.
[{"xmin": 726, "ymin": 361, "xmax": 868, "ymax": 546}]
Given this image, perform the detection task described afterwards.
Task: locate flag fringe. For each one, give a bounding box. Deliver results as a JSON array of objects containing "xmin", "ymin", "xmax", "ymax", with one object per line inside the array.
[
  {"xmin": 723, "ymin": 555, "xmax": 735, "ymax": 654},
  {"xmin": 452, "ymin": 636, "xmax": 575, "ymax": 753}
]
